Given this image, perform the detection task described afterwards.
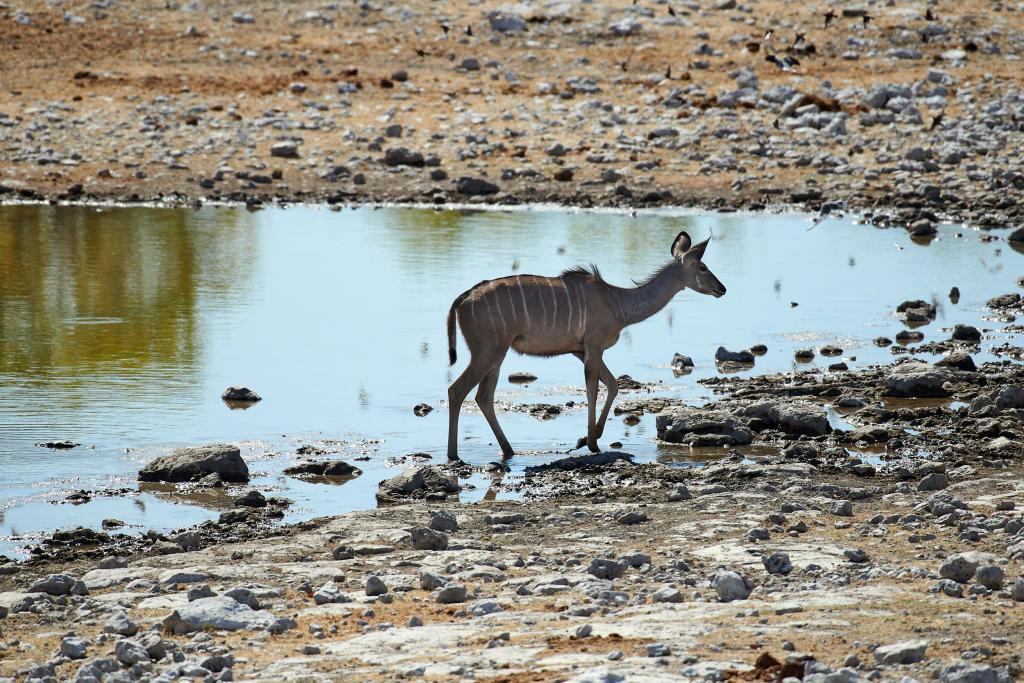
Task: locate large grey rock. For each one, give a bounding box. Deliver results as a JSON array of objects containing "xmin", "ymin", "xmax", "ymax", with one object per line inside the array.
[
  {"xmin": 735, "ymin": 401, "xmax": 830, "ymax": 436},
  {"xmin": 656, "ymin": 407, "xmax": 753, "ymax": 446},
  {"xmin": 588, "ymin": 558, "xmax": 628, "ymax": 580},
  {"xmin": 762, "ymin": 552, "xmax": 793, "ymax": 575},
  {"xmin": 883, "ymin": 362, "xmax": 951, "ymax": 398},
  {"xmin": 103, "ymin": 612, "xmax": 139, "ymax": 636},
  {"xmin": 139, "ymin": 444, "xmax": 249, "ymax": 483},
  {"xmin": 918, "ymin": 472, "xmax": 949, "ymax": 491},
  {"xmin": 162, "ymin": 596, "xmax": 296, "ymax": 634},
  {"xmin": 975, "ymin": 565, "xmax": 1004, "ymax": 590},
  {"xmin": 874, "ymin": 639, "xmax": 928, "ymax": 665},
  {"xmin": 1011, "ymin": 577, "xmax": 1024, "ymax": 601},
  {"xmin": 711, "ymin": 569, "xmax": 753, "ymax": 602},
  {"xmin": 28, "ymin": 573, "xmax": 87, "ymax": 596},
  {"xmin": 940, "ymin": 553, "xmax": 980, "ymax": 583},
  {"xmin": 456, "ymin": 177, "xmax": 500, "ymax": 196},
  {"xmin": 61, "ymin": 636, "xmax": 88, "ymax": 660},
  {"xmin": 940, "ymin": 663, "xmax": 1009, "ymax": 683},
  {"xmin": 436, "ymin": 583, "xmax": 467, "ymax": 604},
  {"xmin": 410, "ymin": 527, "xmax": 449, "ymax": 551},
  {"xmin": 114, "ymin": 639, "xmax": 150, "ymax": 665},
  {"xmin": 73, "ymin": 658, "xmax": 120, "ymax": 682},
  {"xmin": 969, "ymin": 386, "xmax": 1024, "ymax": 415}
]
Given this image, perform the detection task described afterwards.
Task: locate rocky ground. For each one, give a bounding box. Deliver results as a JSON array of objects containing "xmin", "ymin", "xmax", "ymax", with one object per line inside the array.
[
  {"xmin": 2, "ymin": 338, "xmax": 1023, "ymax": 681},
  {"xmin": 0, "ymin": 0, "xmax": 1023, "ymax": 231}
]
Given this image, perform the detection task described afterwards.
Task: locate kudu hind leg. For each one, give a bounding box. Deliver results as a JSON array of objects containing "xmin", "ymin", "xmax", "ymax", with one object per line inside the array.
[
  {"xmin": 447, "ymin": 355, "xmax": 495, "ymax": 461},
  {"xmin": 475, "ymin": 362, "xmax": 515, "ymax": 458},
  {"xmin": 595, "ymin": 359, "xmax": 619, "ymax": 439}
]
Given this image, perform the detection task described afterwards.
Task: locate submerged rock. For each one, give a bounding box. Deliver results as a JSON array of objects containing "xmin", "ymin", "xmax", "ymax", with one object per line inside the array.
[
  {"xmin": 883, "ymin": 362, "xmax": 951, "ymax": 398},
  {"xmin": 221, "ymin": 386, "xmax": 261, "ymax": 402},
  {"xmin": 139, "ymin": 444, "xmax": 249, "ymax": 483},
  {"xmin": 284, "ymin": 460, "xmax": 361, "ymax": 478}
]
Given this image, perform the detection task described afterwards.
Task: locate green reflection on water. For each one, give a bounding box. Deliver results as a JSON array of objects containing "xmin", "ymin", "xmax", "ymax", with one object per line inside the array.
[{"xmin": 0, "ymin": 205, "xmax": 257, "ymax": 383}]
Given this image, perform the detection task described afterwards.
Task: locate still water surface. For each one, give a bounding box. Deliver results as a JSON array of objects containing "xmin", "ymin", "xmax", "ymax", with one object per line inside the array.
[{"xmin": 1, "ymin": 204, "xmax": 1020, "ymax": 557}]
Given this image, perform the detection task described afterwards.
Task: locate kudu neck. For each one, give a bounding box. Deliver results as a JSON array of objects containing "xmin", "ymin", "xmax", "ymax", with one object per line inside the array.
[{"xmin": 614, "ymin": 261, "xmax": 684, "ymax": 327}]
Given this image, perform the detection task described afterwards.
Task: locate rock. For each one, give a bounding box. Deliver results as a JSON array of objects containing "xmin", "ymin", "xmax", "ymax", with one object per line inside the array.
[
  {"xmin": 918, "ymin": 472, "xmax": 949, "ymax": 491},
  {"xmin": 384, "ymin": 148, "xmax": 425, "ymax": 167},
  {"xmin": 270, "ymin": 141, "xmax": 299, "ymax": 158},
  {"xmin": 103, "ymin": 612, "xmax": 139, "ymax": 636},
  {"xmin": 831, "ymin": 500, "xmax": 853, "ymax": 516},
  {"xmin": 73, "ymin": 658, "xmax": 120, "ymax": 682},
  {"xmin": 436, "ymin": 583, "xmax": 467, "ymax": 604},
  {"xmin": 221, "ymin": 386, "xmax": 260, "ymax": 402},
  {"xmin": 410, "ymin": 527, "xmax": 449, "ymax": 550},
  {"xmin": 646, "ymin": 643, "xmax": 671, "ymax": 657},
  {"xmin": 936, "ymin": 352, "xmax": 977, "ymax": 371},
  {"xmin": 652, "ymin": 586, "xmax": 684, "ymax": 603},
  {"xmin": 284, "ymin": 460, "xmax": 361, "ymax": 477},
  {"xmin": 376, "ymin": 466, "xmax": 460, "ymax": 504},
  {"xmin": 671, "ymin": 353, "xmax": 695, "ymax": 370},
  {"xmin": 114, "ymin": 639, "xmax": 150, "ymax": 665},
  {"xmin": 609, "ymin": 18, "xmax": 642, "ymax": 36},
  {"xmin": 656, "ymin": 407, "xmax": 753, "ymax": 446},
  {"xmin": 844, "ymin": 548, "xmax": 870, "ymax": 563},
  {"xmin": 139, "ymin": 444, "xmax": 249, "ymax": 483},
  {"xmin": 794, "ymin": 348, "xmax": 815, "ymax": 361},
  {"xmin": 936, "ymin": 579, "xmax": 963, "ymax": 597},
  {"xmin": 224, "ymin": 587, "xmax": 260, "ymax": 609},
  {"xmin": 508, "ymin": 371, "xmax": 537, "ymax": 383},
  {"xmin": 715, "ymin": 346, "xmax": 755, "ymax": 363},
  {"xmin": 61, "ymin": 636, "xmax": 88, "ymax": 660},
  {"xmin": 1011, "ymin": 577, "xmax": 1024, "ymax": 601},
  {"xmin": 883, "ymin": 362, "xmax": 951, "ymax": 398},
  {"xmin": 896, "ymin": 330, "xmax": 925, "ymax": 343},
  {"xmin": 735, "ymin": 400, "xmax": 830, "ymax": 436},
  {"xmin": 162, "ymin": 596, "xmax": 296, "ymax": 634},
  {"xmin": 940, "ymin": 554, "xmax": 980, "ymax": 583},
  {"xmin": 487, "ymin": 11, "xmax": 528, "ymax": 32},
  {"xmin": 762, "ymin": 552, "xmax": 793, "ymax": 575},
  {"xmin": 820, "ymin": 345, "xmax": 843, "ymax": 356},
  {"xmin": 975, "ymin": 565, "xmax": 1004, "ymax": 590},
  {"xmin": 429, "ymin": 511, "xmax": 458, "ymax": 532},
  {"xmin": 456, "ymin": 177, "xmax": 500, "ymax": 196},
  {"xmin": 235, "ymin": 489, "xmax": 267, "ymax": 507},
  {"xmin": 897, "ymin": 299, "xmax": 937, "ymax": 323},
  {"xmin": 419, "ymin": 570, "xmax": 446, "ymax": 590},
  {"xmin": 874, "ymin": 639, "xmax": 927, "ymax": 665},
  {"xmin": 711, "ymin": 569, "xmax": 753, "ymax": 602},
  {"xmin": 413, "ymin": 403, "xmax": 433, "ymax": 416},
  {"xmin": 525, "ymin": 452, "xmax": 634, "ymax": 472},
  {"xmin": 28, "ymin": 573, "xmax": 87, "ymax": 596},
  {"xmin": 187, "ymin": 585, "xmax": 215, "ymax": 601},
  {"xmin": 588, "ymin": 558, "xmax": 628, "ymax": 580},
  {"xmin": 987, "ymin": 293, "xmax": 1021, "ymax": 309},
  {"xmin": 940, "ymin": 663, "xmax": 1008, "ymax": 683},
  {"xmin": 951, "ymin": 324, "xmax": 982, "ymax": 342},
  {"xmin": 365, "ymin": 576, "xmax": 388, "ymax": 596},
  {"xmin": 612, "ymin": 508, "xmax": 647, "ymax": 525},
  {"xmin": 668, "ymin": 485, "xmax": 692, "ymax": 501}
]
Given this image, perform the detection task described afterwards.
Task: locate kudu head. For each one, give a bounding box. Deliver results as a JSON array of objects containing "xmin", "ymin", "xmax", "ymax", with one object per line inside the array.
[{"xmin": 670, "ymin": 231, "xmax": 727, "ymax": 298}]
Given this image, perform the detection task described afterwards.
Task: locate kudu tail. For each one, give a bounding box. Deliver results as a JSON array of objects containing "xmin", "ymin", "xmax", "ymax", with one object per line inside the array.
[
  {"xmin": 447, "ymin": 302, "xmax": 458, "ymax": 366},
  {"xmin": 447, "ymin": 282, "xmax": 486, "ymax": 366}
]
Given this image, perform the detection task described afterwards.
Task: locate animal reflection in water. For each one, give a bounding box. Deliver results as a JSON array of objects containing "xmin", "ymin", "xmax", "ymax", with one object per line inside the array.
[{"xmin": 445, "ymin": 231, "xmax": 726, "ymax": 461}]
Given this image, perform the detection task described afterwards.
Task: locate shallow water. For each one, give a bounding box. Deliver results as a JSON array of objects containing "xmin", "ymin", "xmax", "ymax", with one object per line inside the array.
[{"xmin": 1, "ymin": 204, "xmax": 1020, "ymax": 557}]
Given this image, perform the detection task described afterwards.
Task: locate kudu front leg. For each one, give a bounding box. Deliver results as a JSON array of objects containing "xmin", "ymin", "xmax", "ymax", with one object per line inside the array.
[{"xmin": 582, "ymin": 351, "xmax": 603, "ymax": 453}]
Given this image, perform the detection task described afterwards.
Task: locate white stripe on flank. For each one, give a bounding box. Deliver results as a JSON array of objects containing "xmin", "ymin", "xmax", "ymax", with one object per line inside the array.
[
  {"xmin": 483, "ymin": 294, "xmax": 497, "ymax": 330},
  {"xmin": 505, "ymin": 283, "xmax": 518, "ymax": 323},
  {"xmin": 577, "ymin": 283, "xmax": 587, "ymax": 334},
  {"xmin": 469, "ymin": 297, "xmax": 477, "ymax": 327},
  {"xmin": 548, "ymin": 281, "xmax": 558, "ymax": 332},
  {"xmin": 516, "ymin": 276, "xmax": 530, "ymax": 325},
  {"xmin": 564, "ymin": 282, "xmax": 574, "ymax": 335},
  {"xmin": 537, "ymin": 278, "xmax": 547, "ymax": 330},
  {"xmin": 489, "ymin": 292, "xmax": 506, "ymax": 332}
]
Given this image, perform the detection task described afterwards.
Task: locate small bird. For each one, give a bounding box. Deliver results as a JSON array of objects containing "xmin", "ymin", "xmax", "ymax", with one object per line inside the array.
[
  {"xmin": 824, "ymin": 8, "xmax": 836, "ymax": 28},
  {"xmin": 792, "ymin": 31, "xmax": 806, "ymax": 48},
  {"xmin": 465, "ymin": 25, "xmax": 473, "ymax": 36},
  {"xmin": 665, "ymin": 64, "xmax": 672, "ymax": 79},
  {"xmin": 862, "ymin": 13, "xmax": 873, "ymax": 26},
  {"xmin": 773, "ymin": 118, "xmax": 780, "ymax": 129},
  {"xmin": 925, "ymin": 8, "xmax": 936, "ymax": 21},
  {"xmin": 619, "ymin": 61, "xmax": 629, "ymax": 72},
  {"xmin": 440, "ymin": 23, "xmax": 450, "ymax": 35},
  {"xmin": 764, "ymin": 28, "xmax": 774, "ymax": 41},
  {"xmin": 929, "ymin": 111, "xmax": 944, "ymax": 131},
  {"xmin": 668, "ymin": 6, "xmax": 676, "ymax": 16}
]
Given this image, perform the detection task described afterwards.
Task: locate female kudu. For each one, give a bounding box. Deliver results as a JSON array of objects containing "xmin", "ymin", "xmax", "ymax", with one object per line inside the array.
[{"xmin": 445, "ymin": 231, "xmax": 726, "ymax": 461}]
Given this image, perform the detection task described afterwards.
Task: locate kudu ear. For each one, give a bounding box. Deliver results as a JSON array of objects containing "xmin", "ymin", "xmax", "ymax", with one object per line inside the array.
[
  {"xmin": 685, "ymin": 237, "xmax": 711, "ymax": 260},
  {"xmin": 671, "ymin": 231, "xmax": 692, "ymax": 258}
]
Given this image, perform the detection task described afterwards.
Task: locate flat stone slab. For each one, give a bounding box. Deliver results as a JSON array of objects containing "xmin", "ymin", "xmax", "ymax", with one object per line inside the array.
[{"xmin": 162, "ymin": 596, "xmax": 296, "ymax": 634}]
